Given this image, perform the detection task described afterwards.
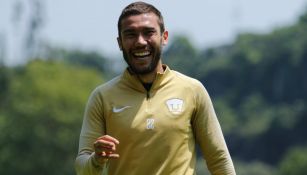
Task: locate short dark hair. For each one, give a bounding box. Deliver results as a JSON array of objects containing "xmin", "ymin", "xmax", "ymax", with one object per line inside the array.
[{"xmin": 117, "ymin": 1, "xmax": 165, "ymax": 37}]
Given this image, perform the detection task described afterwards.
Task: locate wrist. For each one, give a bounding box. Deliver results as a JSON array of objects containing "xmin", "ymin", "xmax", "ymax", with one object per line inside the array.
[{"xmin": 92, "ymin": 152, "xmax": 108, "ymax": 168}]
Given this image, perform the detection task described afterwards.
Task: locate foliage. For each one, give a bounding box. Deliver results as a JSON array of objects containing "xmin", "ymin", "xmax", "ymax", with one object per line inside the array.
[
  {"xmin": 234, "ymin": 160, "xmax": 277, "ymax": 175},
  {"xmin": 44, "ymin": 46, "xmax": 110, "ymax": 75},
  {"xmin": 0, "ymin": 60, "xmax": 103, "ymax": 175},
  {"xmin": 279, "ymin": 146, "xmax": 307, "ymax": 175},
  {"xmin": 164, "ymin": 35, "xmax": 198, "ymax": 76},
  {"xmin": 0, "ymin": 65, "xmax": 10, "ymax": 105}
]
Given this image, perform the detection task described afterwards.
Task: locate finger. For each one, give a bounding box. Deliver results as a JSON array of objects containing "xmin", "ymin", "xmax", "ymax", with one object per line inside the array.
[
  {"xmin": 107, "ymin": 153, "xmax": 120, "ymax": 159},
  {"xmin": 94, "ymin": 152, "xmax": 119, "ymax": 165},
  {"xmin": 98, "ymin": 135, "xmax": 120, "ymax": 145},
  {"xmin": 94, "ymin": 141, "xmax": 113, "ymax": 149},
  {"xmin": 101, "ymin": 151, "xmax": 119, "ymax": 158},
  {"xmin": 96, "ymin": 151, "xmax": 119, "ymax": 158},
  {"xmin": 95, "ymin": 135, "xmax": 120, "ymax": 151},
  {"xmin": 94, "ymin": 140, "xmax": 116, "ymax": 151},
  {"xmin": 94, "ymin": 146, "xmax": 113, "ymax": 156}
]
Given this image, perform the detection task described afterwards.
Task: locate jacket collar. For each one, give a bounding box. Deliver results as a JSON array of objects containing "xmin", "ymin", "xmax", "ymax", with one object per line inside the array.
[{"xmin": 121, "ymin": 64, "xmax": 173, "ymax": 93}]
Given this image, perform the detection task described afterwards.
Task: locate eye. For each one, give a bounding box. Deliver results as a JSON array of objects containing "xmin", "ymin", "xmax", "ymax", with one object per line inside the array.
[
  {"xmin": 125, "ymin": 33, "xmax": 136, "ymax": 38},
  {"xmin": 144, "ymin": 30, "xmax": 156, "ymax": 37},
  {"xmin": 123, "ymin": 30, "xmax": 137, "ymax": 39}
]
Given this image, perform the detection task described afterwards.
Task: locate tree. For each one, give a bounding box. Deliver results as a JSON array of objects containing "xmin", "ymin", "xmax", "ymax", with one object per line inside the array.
[
  {"xmin": 164, "ymin": 35, "xmax": 198, "ymax": 76},
  {"xmin": 0, "ymin": 59, "xmax": 103, "ymax": 175},
  {"xmin": 279, "ymin": 146, "xmax": 307, "ymax": 175},
  {"xmin": 43, "ymin": 46, "xmax": 117, "ymax": 78},
  {"xmin": 0, "ymin": 65, "xmax": 10, "ymax": 106}
]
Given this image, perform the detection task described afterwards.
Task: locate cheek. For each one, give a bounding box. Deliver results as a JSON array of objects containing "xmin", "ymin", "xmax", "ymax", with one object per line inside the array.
[
  {"xmin": 121, "ymin": 44, "xmax": 131, "ymax": 54},
  {"xmin": 120, "ymin": 38, "xmax": 133, "ymax": 49}
]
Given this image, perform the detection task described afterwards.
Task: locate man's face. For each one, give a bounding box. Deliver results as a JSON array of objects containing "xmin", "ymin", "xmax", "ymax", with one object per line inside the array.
[{"xmin": 117, "ymin": 12, "xmax": 168, "ymax": 75}]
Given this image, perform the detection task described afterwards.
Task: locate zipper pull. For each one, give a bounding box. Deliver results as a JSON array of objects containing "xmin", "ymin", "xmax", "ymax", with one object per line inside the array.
[{"xmin": 146, "ymin": 91, "xmax": 150, "ymax": 99}]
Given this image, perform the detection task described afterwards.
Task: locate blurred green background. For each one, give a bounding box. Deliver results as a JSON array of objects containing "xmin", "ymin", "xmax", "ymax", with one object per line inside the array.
[{"xmin": 1, "ymin": 1, "xmax": 307, "ymax": 175}]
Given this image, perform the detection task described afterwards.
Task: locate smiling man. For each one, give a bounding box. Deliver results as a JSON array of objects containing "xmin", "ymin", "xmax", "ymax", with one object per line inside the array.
[{"xmin": 75, "ymin": 2, "xmax": 236, "ymax": 175}]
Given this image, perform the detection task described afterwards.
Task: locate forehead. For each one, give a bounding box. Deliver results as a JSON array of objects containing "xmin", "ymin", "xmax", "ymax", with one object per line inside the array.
[{"xmin": 120, "ymin": 12, "xmax": 160, "ymax": 31}]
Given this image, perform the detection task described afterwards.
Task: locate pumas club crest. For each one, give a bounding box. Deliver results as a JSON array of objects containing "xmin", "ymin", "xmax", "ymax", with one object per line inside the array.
[{"xmin": 166, "ymin": 98, "xmax": 184, "ymax": 115}]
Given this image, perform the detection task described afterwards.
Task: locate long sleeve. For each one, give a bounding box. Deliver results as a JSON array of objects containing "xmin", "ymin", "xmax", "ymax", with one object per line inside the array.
[
  {"xmin": 192, "ymin": 83, "xmax": 236, "ymax": 175},
  {"xmin": 75, "ymin": 89, "xmax": 107, "ymax": 175}
]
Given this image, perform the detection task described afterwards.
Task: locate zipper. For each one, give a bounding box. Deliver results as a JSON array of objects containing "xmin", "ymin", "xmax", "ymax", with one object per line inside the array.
[
  {"xmin": 146, "ymin": 90, "xmax": 150, "ymax": 99},
  {"xmin": 145, "ymin": 89, "xmax": 151, "ymax": 114}
]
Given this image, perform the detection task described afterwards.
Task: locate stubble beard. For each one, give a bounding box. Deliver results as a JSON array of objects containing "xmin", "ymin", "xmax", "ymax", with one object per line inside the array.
[{"xmin": 122, "ymin": 45, "xmax": 162, "ymax": 75}]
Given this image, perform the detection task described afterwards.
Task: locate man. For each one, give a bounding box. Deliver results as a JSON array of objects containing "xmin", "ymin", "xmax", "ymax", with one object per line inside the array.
[{"xmin": 75, "ymin": 1, "xmax": 236, "ymax": 175}]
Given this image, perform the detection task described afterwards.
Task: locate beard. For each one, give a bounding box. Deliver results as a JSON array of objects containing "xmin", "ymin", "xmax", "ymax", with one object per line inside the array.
[{"xmin": 122, "ymin": 45, "xmax": 162, "ymax": 75}]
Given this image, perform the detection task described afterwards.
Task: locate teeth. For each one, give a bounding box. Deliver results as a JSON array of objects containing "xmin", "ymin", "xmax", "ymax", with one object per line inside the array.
[{"xmin": 134, "ymin": 51, "xmax": 150, "ymax": 57}]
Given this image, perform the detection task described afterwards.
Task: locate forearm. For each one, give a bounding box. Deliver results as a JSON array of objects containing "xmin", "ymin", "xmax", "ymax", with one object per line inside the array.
[
  {"xmin": 193, "ymin": 83, "xmax": 236, "ymax": 174},
  {"xmin": 199, "ymin": 121, "xmax": 235, "ymax": 174},
  {"xmin": 197, "ymin": 117, "xmax": 236, "ymax": 174},
  {"xmin": 204, "ymin": 146, "xmax": 236, "ymax": 175},
  {"xmin": 76, "ymin": 89, "xmax": 107, "ymax": 175},
  {"xmin": 75, "ymin": 152, "xmax": 106, "ymax": 175}
]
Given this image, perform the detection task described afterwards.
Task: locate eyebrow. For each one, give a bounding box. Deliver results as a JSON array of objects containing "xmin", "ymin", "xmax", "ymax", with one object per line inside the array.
[
  {"xmin": 122, "ymin": 29, "xmax": 135, "ymax": 34},
  {"xmin": 122, "ymin": 27, "xmax": 157, "ymax": 34}
]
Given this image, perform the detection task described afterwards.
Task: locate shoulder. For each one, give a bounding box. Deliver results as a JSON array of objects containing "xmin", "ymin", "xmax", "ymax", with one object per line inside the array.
[
  {"xmin": 171, "ymin": 70, "xmax": 204, "ymax": 90},
  {"xmin": 170, "ymin": 70, "xmax": 211, "ymax": 102},
  {"xmin": 91, "ymin": 74, "xmax": 123, "ymax": 97}
]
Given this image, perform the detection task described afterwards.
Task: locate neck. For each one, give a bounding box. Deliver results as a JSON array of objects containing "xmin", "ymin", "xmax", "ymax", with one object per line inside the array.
[{"xmin": 138, "ymin": 61, "xmax": 163, "ymax": 83}]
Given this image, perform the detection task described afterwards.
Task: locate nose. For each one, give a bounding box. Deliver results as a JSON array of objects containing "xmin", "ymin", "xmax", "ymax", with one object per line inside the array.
[{"xmin": 135, "ymin": 34, "xmax": 147, "ymax": 46}]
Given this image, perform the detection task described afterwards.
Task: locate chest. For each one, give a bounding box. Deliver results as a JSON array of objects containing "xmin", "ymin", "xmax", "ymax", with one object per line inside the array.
[{"xmin": 104, "ymin": 88, "xmax": 195, "ymax": 137}]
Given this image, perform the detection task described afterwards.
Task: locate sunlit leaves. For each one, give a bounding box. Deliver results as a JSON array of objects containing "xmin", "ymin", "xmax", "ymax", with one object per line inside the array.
[{"xmin": 0, "ymin": 60, "xmax": 103, "ymax": 175}]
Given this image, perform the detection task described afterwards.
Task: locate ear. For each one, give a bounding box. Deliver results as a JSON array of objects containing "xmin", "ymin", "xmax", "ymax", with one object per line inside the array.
[
  {"xmin": 117, "ymin": 37, "xmax": 123, "ymax": 51},
  {"xmin": 162, "ymin": 30, "xmax": 169, "ymax": 46}
]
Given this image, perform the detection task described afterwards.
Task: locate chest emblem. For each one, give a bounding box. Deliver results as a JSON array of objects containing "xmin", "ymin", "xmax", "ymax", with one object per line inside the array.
[{"xmin": 166, "ymin": 98, "xmax": 184, "ymax": 115}]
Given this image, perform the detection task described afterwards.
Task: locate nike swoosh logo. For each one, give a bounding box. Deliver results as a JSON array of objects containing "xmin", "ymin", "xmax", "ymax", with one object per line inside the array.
[{"xmin": 112, "ymin": 106, "xmax": 131, "ymax": 113}]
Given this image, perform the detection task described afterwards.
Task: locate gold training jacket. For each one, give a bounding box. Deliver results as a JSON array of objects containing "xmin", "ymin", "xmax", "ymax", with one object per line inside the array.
[{"xmin": 75, "ymin": 65, "xmax": 236, "ymax": 175}]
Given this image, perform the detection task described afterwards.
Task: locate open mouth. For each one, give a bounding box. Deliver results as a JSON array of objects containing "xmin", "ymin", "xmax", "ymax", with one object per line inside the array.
[{"xmin": 133, "ymin": 51, "xmax": 151, "ymax": 58}]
